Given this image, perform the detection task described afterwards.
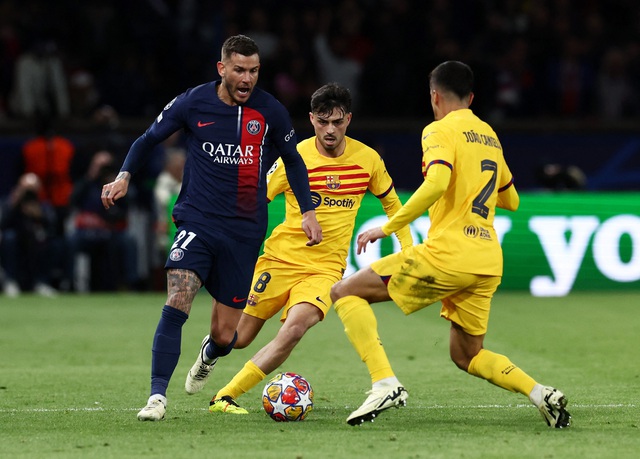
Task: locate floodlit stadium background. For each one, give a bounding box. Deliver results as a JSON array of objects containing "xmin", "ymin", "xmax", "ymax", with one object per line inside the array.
[{"xmin": 1, "ymin": 0, "xmax": 638, "ymax": 295}]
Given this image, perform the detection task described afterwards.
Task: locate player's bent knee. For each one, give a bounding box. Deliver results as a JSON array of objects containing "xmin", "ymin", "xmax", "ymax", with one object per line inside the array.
[
  {"xmin": 451, "ymin": 355, "xmax": 470, "ymax": 372},
  {"xmin": 330, "ymin": 280, "xmax": 344, "ymax": 303},
  {"xmin": 210, "ymin": 327, "xmax": 237, "ymax": 348},
  {"xmin": 449, "ymin": 349, "xmax": 472, "ymax": 372},
  {"xmin": 234, "ymin": 333, "xmax": 253, "ymax": 349}
]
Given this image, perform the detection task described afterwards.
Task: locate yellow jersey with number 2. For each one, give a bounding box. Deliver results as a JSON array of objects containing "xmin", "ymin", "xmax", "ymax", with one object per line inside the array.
[
  {"xmin": 383, "ymin": 108, "xmax": 516, "ymax": 276},
  {"xmin": 421, "ymin": 108, "xmax": 515, "ymax": 275}
]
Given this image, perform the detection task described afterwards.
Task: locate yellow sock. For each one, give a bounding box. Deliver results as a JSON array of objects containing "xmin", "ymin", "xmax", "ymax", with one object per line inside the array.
[
  {"xmin": 334, "ymin": 295, "xmax": 395, "ymax": 384},
  {"xmin": 215, "ymin": 360, "xmax": 266, "ymax": 401},
  {"xmin": 468, "ymin": 349, "xmax": 537, "ymax": 396}
]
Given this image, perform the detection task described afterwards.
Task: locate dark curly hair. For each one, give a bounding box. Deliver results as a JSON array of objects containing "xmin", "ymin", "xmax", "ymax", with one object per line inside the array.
[{"xmin": 310, "ymin": 83, "xmax": 352, "ymax": 117}]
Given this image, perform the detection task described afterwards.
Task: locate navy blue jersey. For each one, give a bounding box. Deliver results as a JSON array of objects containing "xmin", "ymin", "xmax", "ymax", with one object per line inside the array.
[{"xmin": 121, "ymin": 81, "xmax": 313, "ymax": 243}]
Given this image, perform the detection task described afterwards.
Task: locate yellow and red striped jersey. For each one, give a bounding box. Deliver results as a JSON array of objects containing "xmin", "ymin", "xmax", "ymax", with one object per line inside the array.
[{"xmin": 264, "ymin": 136, "xmax": 412, "ymax": 274}]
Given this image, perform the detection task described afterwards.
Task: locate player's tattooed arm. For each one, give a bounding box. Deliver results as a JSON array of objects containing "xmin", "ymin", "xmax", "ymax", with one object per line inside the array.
[
  {"xmin": 166, "ymin": 269, "xmax": 202, "ymax": 314},
  {"xmin": 115, "ymin": 171, "xmax": 131, "ymax": 182}
]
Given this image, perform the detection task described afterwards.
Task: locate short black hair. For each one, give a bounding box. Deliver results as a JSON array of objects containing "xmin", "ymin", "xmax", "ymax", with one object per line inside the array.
[
  {"xmin": 429, "ymin": 61, "xmax": 474, "ymax": 99},
  {"xmin": 221, "ymin": 34, "xmax": 260, "ymax": 61},
  {"xmin": 310, "ymin": 83, "xmax": 352, "ymax": 117}
]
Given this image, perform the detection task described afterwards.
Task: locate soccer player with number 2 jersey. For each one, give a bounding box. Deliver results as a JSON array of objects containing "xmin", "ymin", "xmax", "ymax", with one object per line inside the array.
[
  {"xmin": 101, "ymin": 35, "xmax": 322, "ymax": 421},
  {"xmin": 183, "ymin": 83, "xmax": 414, "ymax": 415},
  {"xmin": 331, "ymin": 61, "xmax": 572, "ymax": 427}
]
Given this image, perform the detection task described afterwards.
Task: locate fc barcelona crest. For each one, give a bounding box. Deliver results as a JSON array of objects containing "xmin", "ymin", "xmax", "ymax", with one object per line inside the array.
[{"xmin": 326, "ymin": 175, "xmax": 341, "ymax": 190}]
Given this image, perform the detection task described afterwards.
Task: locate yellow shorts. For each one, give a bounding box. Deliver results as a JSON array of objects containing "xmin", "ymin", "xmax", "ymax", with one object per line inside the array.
[
  {"xmin": 243, "ymin": 255, "xmax": 340, "ymax": 322},
  {"xmin": 370, "ymin": 245, "xmax": 501, "ymax": 335}
]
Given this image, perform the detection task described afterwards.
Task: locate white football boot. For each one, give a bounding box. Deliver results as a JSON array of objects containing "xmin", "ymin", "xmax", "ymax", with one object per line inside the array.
[
  {"xmin": 347, "ymin": 383, "xmax": 408, "ymax": 425},
  {"xmin": 185, "ymin": 335, "xmax": 218, "ymax": 395},
  {"xmin": 137, "ymin": 394, "xmax": 167, "ymax": 421},
  {"xmin": 535, "ymin": 386, "xmax": 571, "ymax": 428}
]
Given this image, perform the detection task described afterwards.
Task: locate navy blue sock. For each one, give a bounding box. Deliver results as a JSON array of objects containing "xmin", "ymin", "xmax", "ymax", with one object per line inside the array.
[
  {"xmin": 204, "ymin": 331, "xmax": 238, "ymax": 360},
  {"xmin": 150, "ymin": 305, "xmax": 188, "ymax": 396}
]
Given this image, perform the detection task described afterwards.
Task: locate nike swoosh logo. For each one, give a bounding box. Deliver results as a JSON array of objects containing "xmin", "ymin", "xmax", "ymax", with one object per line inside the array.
[
  {"xmin": 197, "ymin": 121, "xmax": 216, "ymax": 127},
  {"xmin": 315, "ymin": 296, "xmax": 327, "ymax": 306},
  {"xmin": 232, "ymin": 296, "xmax": 247, "ymax": 303}
]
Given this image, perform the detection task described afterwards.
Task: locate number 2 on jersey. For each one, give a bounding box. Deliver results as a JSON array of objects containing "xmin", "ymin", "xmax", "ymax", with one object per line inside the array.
[{"xmin": 471, "ymin": 159, "xmax": 497, "ymax": 219}]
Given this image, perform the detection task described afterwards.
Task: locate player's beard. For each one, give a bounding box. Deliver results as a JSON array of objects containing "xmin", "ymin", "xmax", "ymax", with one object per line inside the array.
[{"xmin": 221, "ymin": 80, "xmax": 252, "ymax": 105}]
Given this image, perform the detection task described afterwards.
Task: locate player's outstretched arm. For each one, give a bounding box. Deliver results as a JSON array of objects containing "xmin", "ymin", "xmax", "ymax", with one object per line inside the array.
[
  {"xmin": 379, "ymin": 190, "xmax": 414, "ymax": 250},
  {"xmin": 101, "ymin": 171, "xmax": 131, "ymax": 209},
  {"xmin": 301, "ymin": 210, "xmax": 322, "ymax": 246}
]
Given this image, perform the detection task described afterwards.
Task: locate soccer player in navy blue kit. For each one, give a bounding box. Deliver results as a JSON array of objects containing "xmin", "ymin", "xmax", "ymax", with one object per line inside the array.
[{"xmin": 101, "ymin": 35, "xmax": 322, "ymax": 421}]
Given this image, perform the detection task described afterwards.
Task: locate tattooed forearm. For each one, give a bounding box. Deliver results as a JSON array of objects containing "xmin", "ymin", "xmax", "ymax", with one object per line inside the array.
[
  {"xmin": 166, "ymin": 269, "xmax": 202, "ymax": 314},
  {"xmin": 116, "ymin": 171, "xmax": 131, "ymax": 181}
]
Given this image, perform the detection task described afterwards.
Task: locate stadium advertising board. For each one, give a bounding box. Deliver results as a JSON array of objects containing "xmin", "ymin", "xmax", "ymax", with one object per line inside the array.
[{"xmin": 267, "ymin": 192, "xmax": 640, "ymax": 296}]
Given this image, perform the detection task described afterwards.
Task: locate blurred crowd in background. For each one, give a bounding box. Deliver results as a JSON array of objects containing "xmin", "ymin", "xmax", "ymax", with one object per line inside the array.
[
  {"xmin": 1, "ymin": 0, "xmax": 639, "ymax": 296},
  {"xmin": 1, "ymin": 0, "xmax": 639, "ymax": 124}
]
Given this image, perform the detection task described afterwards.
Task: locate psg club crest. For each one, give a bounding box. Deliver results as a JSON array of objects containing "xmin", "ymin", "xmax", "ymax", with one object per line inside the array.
[
  {"xmin": 246, "ymin": 120, "xmax": 262, "ymax": 135},
  {"xmin": 169, "ymin": 248, "xmax": 184, "ymax": 261},
  {"xmin": 325, "ymin": 175, "xmax": 341, "ymax": 190}
]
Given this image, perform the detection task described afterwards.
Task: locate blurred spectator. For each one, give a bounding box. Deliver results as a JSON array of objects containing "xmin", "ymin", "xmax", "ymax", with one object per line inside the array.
[
  {"xmin": 153, "ymin": 147, "xmax": 185, "ymax": 254},
  {"xmin": 313, "ymin": 9, "xmax": 363, "ymax": 112},
  {"xmin": 271, "ymin": 9, "xmax": 319, "ymax": 116},
  {"xmin": 245, "ymin": 6, "xmax": 278, "ymax": 61},
  {"xmin": 243, "ymin": 6, "xmax": 279, "ymax": 94},
  {"xmin": 0, "ymin": 1, "xmax": 639, "ymax": 122},
  {"xmin": 490, "ymin": 38, "xmax": 537, "ymax": 121},
  {"xmin": 273, "ymin": 54, "xmax": 315, "ymax": 116},
  {"xmin": 92, "ymin": 103, "xmax": 120, "ymax": 130},
  {"xmin": 338, "ymin": 0, "xmax": 373, "ymax": 65},
  {"xmin": 547, "ymin": 35, "xmax": 596, "ymax": 117},
  {"xmin": 9, "ymin": 38, "xmax": 69, "ymax": 120},
  {"xmin": 1, "ymin": 173, "xmax": 59, "ymax": 297},
  {"xmin": 359, "ymin": 2, "xmax": 415, "ymax": 115},
  {"xmin": 68, "ymin": 150, "xmax": 139, "ymax": 291},
  {"xmin": 68, "ymin": 69, "xmax": 101, "ymax": 120},
  {"xmin": 98, "ymin": 49, "xmax": 155, "ymax": 117},
  {"xmin": 0, "ymin": 20, "xmax": 21, "ymax": 118},
  {"xmin": 596, "ymin": 47, "xmax": 637, "ymax": 120},
  {"xmin": 21, "ymin": 114, "xmax": 75, "ymax": 237}
]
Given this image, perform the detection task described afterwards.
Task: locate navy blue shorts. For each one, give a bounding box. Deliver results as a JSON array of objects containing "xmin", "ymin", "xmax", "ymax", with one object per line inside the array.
[{"xmin": 164, "ymin": 221, "xmax": 261, "ymax": 309}]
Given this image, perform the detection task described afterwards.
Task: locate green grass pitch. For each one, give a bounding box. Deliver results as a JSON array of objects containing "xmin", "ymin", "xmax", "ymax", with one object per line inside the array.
[{"xmin": 1, "ymin": 291, "xmax": 639, "ymax": 458}]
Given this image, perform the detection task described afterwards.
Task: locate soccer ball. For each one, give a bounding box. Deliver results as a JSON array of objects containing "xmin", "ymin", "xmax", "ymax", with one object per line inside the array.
[{"xmin": 262, "ymin": 372, "xmax": 314, "ymax": 422}]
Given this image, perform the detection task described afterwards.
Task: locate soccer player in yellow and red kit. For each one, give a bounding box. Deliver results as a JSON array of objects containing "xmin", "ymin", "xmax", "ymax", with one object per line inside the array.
[
  {"xmin": 331, "ymin": 61, "xmax": 571, "ymax": 428},
  {"xmin": 184, "ymin": 83, "xmax": 414, "ymax": 413}
]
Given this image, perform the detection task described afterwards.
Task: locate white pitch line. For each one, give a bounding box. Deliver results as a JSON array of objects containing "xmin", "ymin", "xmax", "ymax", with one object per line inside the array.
[{"xmin": 0, "ymin": 403, "xmax": 635, "ymax": 413}]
